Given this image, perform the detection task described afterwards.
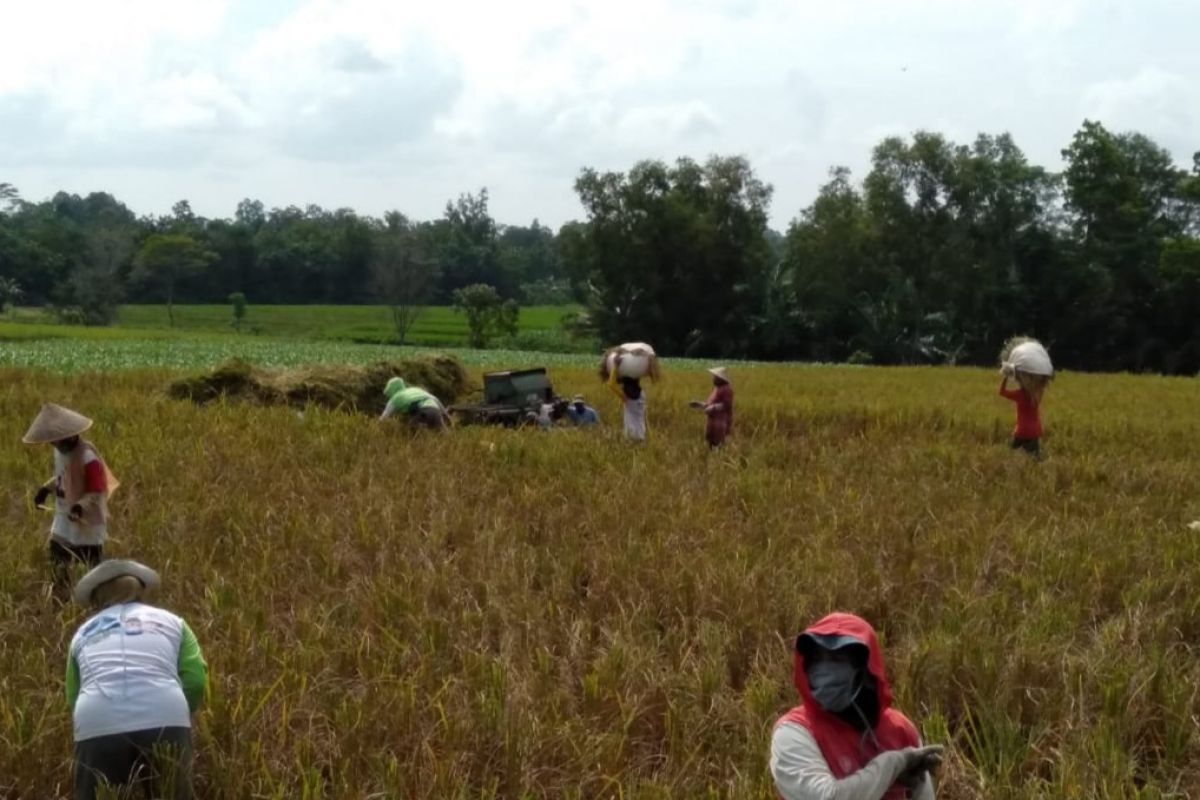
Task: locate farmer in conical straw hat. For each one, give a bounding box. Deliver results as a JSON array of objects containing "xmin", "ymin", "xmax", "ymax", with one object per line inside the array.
[
  {"xmin": 23, "ymin": 403, "xmax": 119, "ymax": 594},
  {"xmin": 381, "ymin": 377, "xmax": 450, "ymax": 430},
  {"xmin": 689, "ymin": 367, "xmax": 734, "ymax": 448},
  {"xmin": 771, "ymin": 612, "xmax": 943, "ymax": 799},
  {"xmin": 68, "ymin": 560, "xmax": 208, "ymax": 800}
]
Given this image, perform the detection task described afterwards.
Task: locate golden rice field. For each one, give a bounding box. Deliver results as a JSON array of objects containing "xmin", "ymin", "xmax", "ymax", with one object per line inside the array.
[{"xmin": 3, "ymin": 361, "xmax": 1200, "ymax": 799}]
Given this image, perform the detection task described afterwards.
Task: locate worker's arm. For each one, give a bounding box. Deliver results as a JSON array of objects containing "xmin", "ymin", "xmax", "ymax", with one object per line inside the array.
[
  {"xmin": 74, "ymin": 457, "xmax": 109, "ymax": 514},
  {"xmin": 606, "ymin": 365, "xmax": 626, "ymax": 402},
  {"xmin": 177, "ymin": 621, "xmax": 209, "ymax": 713},
  {"xmin": 65, "ymin": 651, "xmax": 81, "ymax": 710},
  {"xmin": 770, "ymin": 723, "xmax": 919, "ymax": 800},
  {"xmin": 998, "ymin": 376, "xmax": 1020, "ymax": 400},
  {"xmin": 380, "ymin": 397, "xmax": 397, "ymax": 420}
]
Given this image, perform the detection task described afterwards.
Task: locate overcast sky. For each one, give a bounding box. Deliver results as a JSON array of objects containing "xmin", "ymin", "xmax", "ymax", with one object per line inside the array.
[{"xmin": 1, "ymin": 0, "xmax": 1196, "ymax": 229}]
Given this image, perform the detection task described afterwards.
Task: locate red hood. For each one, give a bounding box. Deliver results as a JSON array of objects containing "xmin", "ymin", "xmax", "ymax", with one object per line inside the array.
[{"xmin": 793, "ymin": 612, "xmax": 894, "ymax": 714}]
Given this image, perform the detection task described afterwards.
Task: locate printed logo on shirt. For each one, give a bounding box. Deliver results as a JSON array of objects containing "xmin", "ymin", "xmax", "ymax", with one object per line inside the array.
[
  {"xmin": 123, "ymin": 616, "xmax": 144, "ymax": 635},
  {"xmin": 78, "ymin": 614, "xmax": 123, "ymax": 646}
]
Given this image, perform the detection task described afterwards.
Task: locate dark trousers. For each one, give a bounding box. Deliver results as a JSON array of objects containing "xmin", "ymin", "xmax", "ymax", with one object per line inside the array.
[
  {"xmin": 49, "ymin": 539, "xmax": 103, "ymax": 597},
  {"xmin": 74, "ymin": 727, "xmax": 192, "ymax": 800},
  {"xmin": 1011, "ymin": 437, "xmax": 1041, "ymax": 458}
]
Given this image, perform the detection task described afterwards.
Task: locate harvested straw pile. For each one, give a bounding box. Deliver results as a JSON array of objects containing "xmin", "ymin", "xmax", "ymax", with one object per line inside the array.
[{"xmin": 168, "ymin": 356, "xmax": 469, "ymax": 415}]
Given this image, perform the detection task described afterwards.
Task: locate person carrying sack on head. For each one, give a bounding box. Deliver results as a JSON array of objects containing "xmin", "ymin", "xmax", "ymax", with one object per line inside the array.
[
  {"xmin": 606, "ymin": 361, "xmax": 647, "ymax": 442},
  {"xmin": 23, "ymin": 403, "xmax": 119, "ymax": 594},
  {"xmin": 689, "ymin": 367, "xmax": 734, "ymax": 448},
  {"xmin": 67, "ymin": 560, "xmax": 208, "ymax": 800},
  {"xmin": 771, "ymin": 612, "xmax": 943, "ymax": 799},
  {"xmin": 380, "ymin": 377, "xmax": 450, "ymax": 430}
]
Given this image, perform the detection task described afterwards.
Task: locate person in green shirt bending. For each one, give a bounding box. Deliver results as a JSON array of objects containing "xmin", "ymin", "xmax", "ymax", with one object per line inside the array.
[
  {"xmin": 67, "ymin": 559, "xmax": 208, "ymax": 800},
  {"xmin": 380, "ymin": 377, "xmax": 451, "ymax": 430}
]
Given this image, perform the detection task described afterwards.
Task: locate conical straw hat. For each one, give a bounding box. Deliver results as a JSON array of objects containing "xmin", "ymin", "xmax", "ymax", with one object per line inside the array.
[
  {"xmin": 708, "ymin": 367, "xmax": 730, "ymax": 384},
  {"xmin": 22, "ymin": 403, "xmax": 93, "ymax": 445}
]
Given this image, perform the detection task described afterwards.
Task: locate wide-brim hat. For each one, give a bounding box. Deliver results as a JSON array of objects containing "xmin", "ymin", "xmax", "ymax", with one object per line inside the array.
[
  {"xmin": 74, "ymin": 559, "xmax": 160, "ymax": 606},
  {"xmin": 572, "ymin": 395, "xmax": 586, "ymax": 403},
  {"xmin": 707, "ymin": 367, "xmax": 730, "ymax": 384},
  {"xmin": 22, "ymin": 403, "xmax": 93, "ymax": 445}
]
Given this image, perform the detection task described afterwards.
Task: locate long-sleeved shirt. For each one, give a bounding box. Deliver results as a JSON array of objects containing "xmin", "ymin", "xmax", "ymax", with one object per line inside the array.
[
  {"xmin": 567, "ymin": 405, "xmax": 600, "ymax": 426},
  {"xmin": 382, "ymin": 387, "xmax": 443, "ymax": 419},
  {"xmin": 999, "ymin": 382, "xmax": 1042, "ymax": 439},
  {"xmin": 67, "ymin": 602, "xmax": 208, "ymax": 741},
  {"xmin": 771, "ymin": 722, "xmax": 935, "ymax": 800}
]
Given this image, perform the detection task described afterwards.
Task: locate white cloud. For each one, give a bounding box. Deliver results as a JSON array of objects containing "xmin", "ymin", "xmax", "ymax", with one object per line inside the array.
[
  {"xmin": 0, "ymin": 0, "xmax": 1196, "ymax": 226},
  {"xmin": 1082, "ymin": 67, "xmax": 1198, "ymax": 150}
]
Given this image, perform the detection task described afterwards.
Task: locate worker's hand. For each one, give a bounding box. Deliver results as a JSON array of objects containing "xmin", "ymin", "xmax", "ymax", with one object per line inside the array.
[
  {"xmin": 68, "ymin": 504, "xmax": 84, "ymax": 522},
  {"xmin": 898, "ymin": 745, "xmax": 944, "ymax": 787},
  {"xmin": 34, "ymin": 486, "xmax": 52, "ymax": 508},
  {"xmin": 1000, "ymin": 362, "xmax": 1015, "ymax": 377},
  {"xmin": 688, "ymin": 400, "xmax": 704, "ymax": 409}
]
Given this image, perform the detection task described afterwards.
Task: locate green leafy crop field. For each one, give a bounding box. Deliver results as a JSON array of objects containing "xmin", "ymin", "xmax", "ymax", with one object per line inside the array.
[{"xmin": 4, "ymin": 304, "xmax": 579, "ymax": 346}]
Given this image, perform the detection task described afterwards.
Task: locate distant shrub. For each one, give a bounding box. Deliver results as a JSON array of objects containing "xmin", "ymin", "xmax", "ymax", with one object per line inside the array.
[{"xmin": 848, "ymin": 349, "xmax": 874, "ymax": 365}]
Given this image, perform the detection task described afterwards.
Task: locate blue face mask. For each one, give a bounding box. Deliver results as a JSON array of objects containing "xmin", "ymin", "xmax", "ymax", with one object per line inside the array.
[{"xmin": 807, "ymin": 660, "xmax": 863, "ymax": 713}]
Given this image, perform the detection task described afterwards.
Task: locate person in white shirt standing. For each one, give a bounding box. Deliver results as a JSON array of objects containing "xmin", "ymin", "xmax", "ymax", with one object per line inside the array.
[
  {"xmin": 23, "ymin": 403, "xmax": 119, "ymax": 597},
  {"xmin": 68, "ymin": 560, "xmax": 209, "ymax": 800}
]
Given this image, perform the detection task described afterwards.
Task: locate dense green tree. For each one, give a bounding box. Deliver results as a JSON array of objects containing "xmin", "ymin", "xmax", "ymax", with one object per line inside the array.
[
  {"xmin": 130, "ymin": 233, "xmax": 217, "ymax": 326},
  {"xmin": 452, "ymin": 283, "xmax": 519, "ymax": 348},
  {"xmin": 567, "ymin": 155, "xmax": 773, "ymax": 357},
  {"xmin": 373, "ymin": 212, "xmax": 439, "ymax": 344}
]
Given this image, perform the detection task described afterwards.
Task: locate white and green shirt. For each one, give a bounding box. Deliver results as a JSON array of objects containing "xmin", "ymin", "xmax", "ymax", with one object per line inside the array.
[{"xmin": 67, "ymin": 602, "xmax": 208, "ymax": 741}]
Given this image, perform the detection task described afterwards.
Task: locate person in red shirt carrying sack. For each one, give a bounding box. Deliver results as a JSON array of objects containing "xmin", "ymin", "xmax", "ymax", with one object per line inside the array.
[
  {"xmin": 770, "ymin": 613, "xmax": 943, "ymax": 799},
  {"xmin": 23, "ymin": 403, "xmax": 119, "ymax": 596},
  {"xmin": 998, "ymin": 337, "xmax": 1053, "ymax": 458}
]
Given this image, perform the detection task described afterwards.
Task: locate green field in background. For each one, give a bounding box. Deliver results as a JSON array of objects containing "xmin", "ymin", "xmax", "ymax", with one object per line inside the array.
[{"xmin": 2, "ymin": 304, "xmax": 580, "ymax": 345}]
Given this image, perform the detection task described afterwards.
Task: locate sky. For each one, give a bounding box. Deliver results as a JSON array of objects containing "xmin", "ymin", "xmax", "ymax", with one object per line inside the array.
[{"xmin": 1, "ymin": 0, "xmax": 1197, "ymax": 230}]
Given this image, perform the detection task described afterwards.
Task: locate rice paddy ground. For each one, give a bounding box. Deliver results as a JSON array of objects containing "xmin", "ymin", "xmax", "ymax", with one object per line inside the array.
[{"xmin": 2, "ymin": 356, "xmax": 1199, "ymax": 799}]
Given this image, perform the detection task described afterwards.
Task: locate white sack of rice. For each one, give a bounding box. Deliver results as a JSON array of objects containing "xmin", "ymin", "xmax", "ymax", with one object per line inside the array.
[
  {"xmin": 601, "ymin": 342, "xmax": 660, "ymax": 381},
  {"xmin": 1003, "ymin": 339, "xmax": 1053, "ymax": 377}
]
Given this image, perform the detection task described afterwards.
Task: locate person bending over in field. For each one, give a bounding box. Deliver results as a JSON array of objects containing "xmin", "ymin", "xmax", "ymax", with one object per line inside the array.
[
  {"xmin": 998, "ymin": 365, "xmax": 1043, "ymax": 458},
  {"xmin": 689, "ymin": 367, "xmax": 734, "ymax": 448},
  {"xmin": 381, "ymin": 377, "xmax": 450, "ymax": 430},
  {"xmin": 67, "ymin": 560, "xmax": 208, "ymax": 800},
  {"xmin": 24, "ymin": 403, "xmax": 119, "ymax": 597},
  {"xmin": 771, "ymin": 612, "xmax": 942, "ymax": 800}
]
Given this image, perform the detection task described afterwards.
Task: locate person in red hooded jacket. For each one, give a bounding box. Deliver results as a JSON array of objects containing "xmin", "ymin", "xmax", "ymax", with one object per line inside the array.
[{"xmin": 770, "ymin": 613, "xmax": 943, "ymax": 799}]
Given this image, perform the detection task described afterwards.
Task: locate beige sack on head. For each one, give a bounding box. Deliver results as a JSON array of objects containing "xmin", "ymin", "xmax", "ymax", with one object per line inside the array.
[{"xmin": 599, "ymin": 342, "xmax": 661, "ymax": 382}]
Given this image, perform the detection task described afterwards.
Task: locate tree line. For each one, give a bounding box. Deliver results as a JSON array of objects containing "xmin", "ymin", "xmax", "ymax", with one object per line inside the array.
[{"xmin": 2, "ymin": 119, "xmax": 1198, "ymax": 371}]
